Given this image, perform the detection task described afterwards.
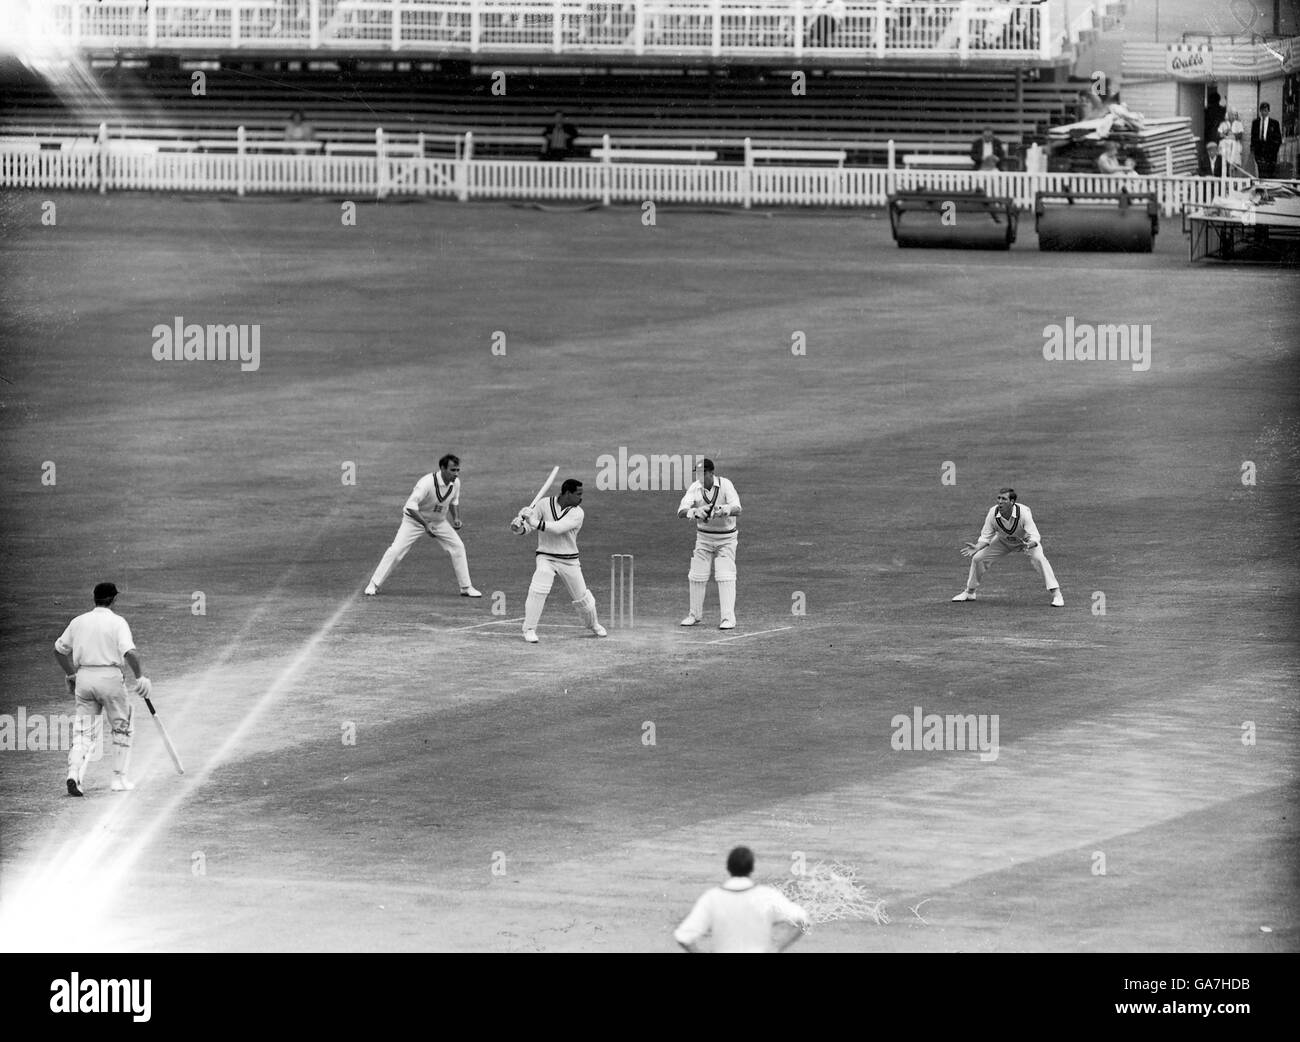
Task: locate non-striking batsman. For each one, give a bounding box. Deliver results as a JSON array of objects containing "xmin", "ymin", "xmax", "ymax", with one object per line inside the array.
[
  {"xmin": 512, "ymin": 478, "xmax": 607, "ymax": 642},
  {"xmin": 610, "ymin": 554, "xmax": 634, "ymax": 627}
]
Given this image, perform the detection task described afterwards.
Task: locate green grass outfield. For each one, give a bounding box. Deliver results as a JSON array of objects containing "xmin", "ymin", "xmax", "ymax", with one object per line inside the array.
[{"xmin": 0, "ymin": 191, "xmax": 1296, "ymax": 956}]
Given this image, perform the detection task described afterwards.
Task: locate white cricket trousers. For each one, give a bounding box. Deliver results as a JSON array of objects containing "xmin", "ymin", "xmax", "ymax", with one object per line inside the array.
[
  {"xmin": 370, "ymin": 517, "xmax": 472, "ymax": 590},
  {"xmin": 967, "ymin": 540, "xmax": 1059, "ymax": 591}
]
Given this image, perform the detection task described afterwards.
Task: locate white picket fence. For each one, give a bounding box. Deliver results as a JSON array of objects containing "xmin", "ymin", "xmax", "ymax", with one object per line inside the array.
[{"xmin": 0, "ymin": 136, "xmax": 1249, "ymax": 216}]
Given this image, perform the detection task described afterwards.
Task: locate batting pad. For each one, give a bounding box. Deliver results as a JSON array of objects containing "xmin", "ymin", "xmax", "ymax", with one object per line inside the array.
[{"xmin": 573, "ymin": 590, "xmax": 600, "ymax": 629}]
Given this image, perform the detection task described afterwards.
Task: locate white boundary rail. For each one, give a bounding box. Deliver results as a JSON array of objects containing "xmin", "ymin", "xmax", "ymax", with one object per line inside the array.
[
  {"xmin": 19, "ymin": 0, "xmax": 1064, "ymax": 61},
  {"xmin": 0, "ymin": 130, "xmax": 1251, "ymax": 216}
]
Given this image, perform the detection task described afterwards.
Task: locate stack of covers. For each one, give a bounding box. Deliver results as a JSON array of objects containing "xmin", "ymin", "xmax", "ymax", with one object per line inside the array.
[{"xmin": 1048, "ymin": 107, "xmax": 1200, "ymax": 176}]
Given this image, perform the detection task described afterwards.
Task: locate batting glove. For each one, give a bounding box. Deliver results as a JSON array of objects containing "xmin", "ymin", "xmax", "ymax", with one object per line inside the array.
[{"xmin": 133, "ymin": 677, "xmax": 152, "ymax": 698}]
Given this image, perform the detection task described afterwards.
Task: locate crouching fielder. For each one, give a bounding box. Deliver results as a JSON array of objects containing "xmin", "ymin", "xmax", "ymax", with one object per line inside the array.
[
  {"xmin": 677, "ymin": 458, "xmax": 742, "ymax": 630},
  {"xmin": 510, "ymin": 478, "xmax": 606, "ymax": 643},
  {"xmin": 953, "ymin": 488, "xmax": 1064, "ymax": 607}
]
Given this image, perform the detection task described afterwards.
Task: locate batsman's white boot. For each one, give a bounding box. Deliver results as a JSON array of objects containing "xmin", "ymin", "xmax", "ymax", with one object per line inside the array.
[
  {"xmin": 718, "ymin": 618, "xmax": 736, "ymax": 630},
  {"xmin": 364, "ymin": 583, "xmax": 378, "ymax": 596},
  {"xmin": 591, "ymin": 623, "xmax": 608, "ymax": 637},
  {"xmin": 1051, "ymin": 590, "xmax": 1065, "ymax": 607},
  {"xmin": 460, "ymin": 586, "xmax": 482, "ymax": 598},
  {"xmin": 952, "ymin": 590, "xmax": 977, "ymax": 602},
  {"xmin": 680, "ymin": 613, "xmax": 700, "ymax": 627},
  {"xmin": 111, "ymin": 776, "xmax": 135, "ymax": 792},
  {"xmin": 523, "ymin": 629, "xmax": 539, "ymax": 644}
]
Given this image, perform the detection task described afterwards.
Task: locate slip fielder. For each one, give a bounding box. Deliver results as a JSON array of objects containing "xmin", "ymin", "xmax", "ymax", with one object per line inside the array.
[
  {"xmin": 677, "ymin": 458, "xmax": 742, "ymax": 629},
  {"xmin": 52, "ymin": 582, "xmax": 153, "ymax": 795},
  {"xmin": 511, "ymin": 478, "xmax": 606, "ymax": 643},
  {"xmin": 953, "ymin": 487, "xmax": 1064, "ymax": 607},
  {"xmin": 365, "ymin": 453, "xmax": 482, "ymax": 599}
]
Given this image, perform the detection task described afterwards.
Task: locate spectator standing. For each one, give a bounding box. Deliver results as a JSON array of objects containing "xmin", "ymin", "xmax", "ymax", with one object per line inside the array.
[
  {"xmin": 1217, "ymin": 107, "xmax": 1245, "ymax": 170},
  {"xmin": 1251, "ymin": 103, "xmax": 1282, "ymax": 178}
]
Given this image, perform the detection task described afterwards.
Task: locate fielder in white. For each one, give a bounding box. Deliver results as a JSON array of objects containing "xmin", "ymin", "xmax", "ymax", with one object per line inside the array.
[
  {"xmin": 674, "ymin": 846, "xmax": 810, "ymax": 954},
  {"xmin": 52, "ymin": 582, "xmax": 153, "ymax": 796},
  {"xmin": 953, "ymin": 487, "xmax": 1064, "ymax": 607},
  {"xmin": 677, "ymin": 458, "xmax": 742, "ymax": 629},
  {"xmin": 365, "ymin": 453, "xmax": 482, "ymax": 598},
  {"xmin": 510, "ymin": 478, "xmax": 606, "ymax": 643}
]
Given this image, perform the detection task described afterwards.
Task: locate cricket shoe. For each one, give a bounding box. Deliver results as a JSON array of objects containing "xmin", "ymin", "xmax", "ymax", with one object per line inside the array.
[
  {"xmin": 364, "ymin": 584, "xmax": 378, "ymax": 597},
  {"xmin": 111, "ymin": 777, "xmax": 135, "ymax": 792},
  {"xmin": 591, "ymin": 624, "xmax": 608, "ymax": 637},
  {"xmin": 680, "ymin": 614, "xmax": 701, "ymax": 627},
  {"xmin": 718, "ymin": 618, "xmax": 736, "ymax": 630},
  {"xmin": 460, "ymin": 586, "xmax": 483, "ymax": 598},
  {"xmin": 951, "ymin": 590, "xmax": 977, "ymax": 602},
  {"xmin": 1051, "ymin": 592, "xmax": 1065, "ymax": 608},
  {"xmin": 66, "ymin": 776, "xmax": 83, "ymax": 798},
  {"xmin": 523, "ymin": 630, "xmax": 539, "ymax": 644}
]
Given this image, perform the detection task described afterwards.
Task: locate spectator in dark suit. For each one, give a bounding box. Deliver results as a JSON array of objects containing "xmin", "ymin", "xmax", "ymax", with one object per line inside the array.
[
  {"xmin": 971, "ymin": 126, "xmax": 1006, "ymax": 170},
  {"xmin": 1250, "ymin": 103, "xmax": 1282, "ymax": 178},
  {"xmin": 540, "ymin": 112, "xmax": 579, "ymax": 162},
  {"xmin": 1204, "ymin": 90, "xmax": 1225, "ymax": 146},
  {"xmin": 1200, "ymin": 140, "xmax": 1225, "ymax": 178}
]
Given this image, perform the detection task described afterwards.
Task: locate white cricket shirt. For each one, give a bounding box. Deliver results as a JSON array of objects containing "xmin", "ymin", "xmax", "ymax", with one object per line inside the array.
[{"xmin": 54, "ymin": 606, "xmax": 136, "ymax": 669}]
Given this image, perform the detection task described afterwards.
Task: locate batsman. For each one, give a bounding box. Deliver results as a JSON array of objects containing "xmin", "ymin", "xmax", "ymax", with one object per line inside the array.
[
  {"xmin": 677, "ymin": 457, "xmax": 743, "ymax": 629},
  {"xmin": 510, "ymin": 475, "xmax": 607, "ymax": 644},
  {"xmin": 52, "ymin": 582, "xmax": 154, "ymax": 795}
]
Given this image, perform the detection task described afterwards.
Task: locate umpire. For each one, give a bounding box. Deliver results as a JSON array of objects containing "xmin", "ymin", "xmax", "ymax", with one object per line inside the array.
[{"xmin": 53, "ymin": 582, "xmax": 152, "ymax": 795}]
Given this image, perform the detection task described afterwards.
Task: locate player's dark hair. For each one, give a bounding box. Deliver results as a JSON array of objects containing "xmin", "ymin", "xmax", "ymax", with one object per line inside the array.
[
  {"xmin": 561, "ymin": 478, "xmax": 582, "ymax": 495},
  {"xmin": 93, "ymin": 582, "xmax": 118, "ymax": 605},
  {"xmin": 701, "ymin": 458, "xmax": 715, "ymax": 472},
  {"xmin": 999, "ymin": 487, "xmax": 1017, "ymax": 501},
  {"xmin": 439, "ymin": 453, "xmax": 460, "ymax": 469},
  {"xmin": 727, "ymin": 846, "xmax": 755, "ymax": 877}
]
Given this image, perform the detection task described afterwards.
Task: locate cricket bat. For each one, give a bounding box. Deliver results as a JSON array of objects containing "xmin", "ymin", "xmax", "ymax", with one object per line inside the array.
[
  {"xmin": 527, "ymin": 466, "xmax": 560, "ymax": 510},
  {"xmin": 144, "ymin": 695, "xmax": 185, "ymax": 775}
]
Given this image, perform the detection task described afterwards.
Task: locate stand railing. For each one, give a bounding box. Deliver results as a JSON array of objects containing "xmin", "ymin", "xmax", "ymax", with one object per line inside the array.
[{"xmin": 17, "ymin": 0, "xmax": 1063, "ymax": 61}]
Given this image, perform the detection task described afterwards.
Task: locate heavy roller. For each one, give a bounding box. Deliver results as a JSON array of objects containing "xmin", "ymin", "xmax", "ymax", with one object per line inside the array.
[
  {"xmin": 887, "ymin": 189, "xmax": 1018, "ymax": 249},
  {"xmin": 1034, "ymin": 189, "xmax": 1160, "ymax": 252}
]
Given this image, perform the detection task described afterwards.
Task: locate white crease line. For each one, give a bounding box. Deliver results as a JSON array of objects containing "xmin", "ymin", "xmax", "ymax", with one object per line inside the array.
[
  {"xmin": 441, "ymin": 617, "xmax": 526, "ymax": 631},
  {"xmin": 703, "ymin": 626, "xmax": 796, "ymax": 645},
  {"xmin": 470, "ymin": 624, "xmax": 592, "ymax": 635}
]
